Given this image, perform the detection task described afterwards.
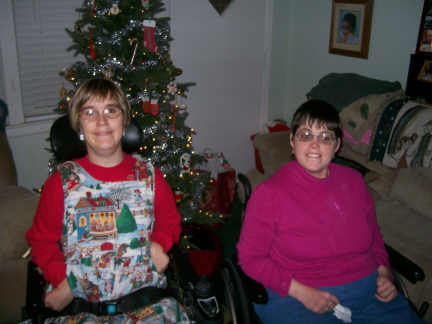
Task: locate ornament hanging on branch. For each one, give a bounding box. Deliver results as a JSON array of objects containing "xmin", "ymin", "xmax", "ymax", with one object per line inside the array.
[
  {"xmin": 110, "ymin": 1, "xmax": 121, "ymax": 15},
  {"xmin": 150, "ymin": 98, "xmax": 159, "ymax": 116},
  {"xmin": 60, "ymin": 84, "xmax": 67, "ymax": 100},
  {"xmin": 168, "ymin": 82, "xmax": 176, "ymax": 95},
  {"xmin": 141, "ymin": 0, "xmax": 150, "ymax": 10},
  {"xmin": 174, "ymin": 190, "xmax": 183, "ymax": 204},
  {"xmin": 103, "ymin": 66, "xmax": 113, "ymax": 79},
  {"xmin": 142, "ymin": 95, "xmax": 151, "ymax": 114},
  {"xmin": 129, "ymin": 38, "xmax": 138, "ymax": 65},
  {"xmin": 91, "ymin": 0, "xmax": 96, "ymax": 15},
  {"xmin": 143, "ymin": 20, "xmax": 158, "ymax": 53},
  {"xmin": 180, "ymin": 153, "xmax": 192, "ymax": 175}
]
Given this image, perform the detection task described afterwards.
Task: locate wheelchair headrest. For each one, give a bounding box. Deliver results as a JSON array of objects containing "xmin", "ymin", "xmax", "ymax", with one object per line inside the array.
[{"xmin": 50, "ymin": 115, "xmax": 143, "ymax": 163}]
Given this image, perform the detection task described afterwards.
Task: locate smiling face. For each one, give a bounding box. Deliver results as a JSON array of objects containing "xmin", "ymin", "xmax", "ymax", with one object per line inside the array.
[
  {"xmin": 290, "ymin": 120, "xmax": 341, "ymax": 179},
  {"xmin": 79, "ymin": 95, "xmax": 124, "ymax": 166}
]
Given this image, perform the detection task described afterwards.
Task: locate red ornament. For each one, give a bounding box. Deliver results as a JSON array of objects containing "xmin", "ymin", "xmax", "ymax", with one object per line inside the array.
[
  {"xmin": 142, "ymin": 98, "xmax": 151, "ymax": 114},
  {"xmin": 143, "ymin": 20, "xmax": 158, "ymax": 53},
  {"xmin": 150, "ymin": 99, "xmax": 159, "ymax": 116},
  {"xmin": 174, "ymin": 190, "xmax": 182, "ymax": 204},
  {"xmin": 91, "ymin": 0, "xmax": 96, "ymax": 15}
]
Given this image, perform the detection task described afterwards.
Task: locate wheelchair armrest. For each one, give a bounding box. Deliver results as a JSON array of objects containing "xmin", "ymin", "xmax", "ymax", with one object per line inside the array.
[
  {"xmin": 238, "ymin": 267, "xmax": 268, "ymax": 305},
  {"xmin": 230, "ymin": 255, "xmax": 268, "ymax": 305},
  {"xmin": 237, "ymin": 173, "xmax": 252, "ymax": 205},
  {"xmin": 25, "ymin": 261, "xmax": 61, "ymax": 322},
  {"xmin": 25, "ymin": 261, "xmax": 47, "ymax": 317},
  {"xmin": 385, "ymin": 244, "xmax": 425, "ymax": 284}
]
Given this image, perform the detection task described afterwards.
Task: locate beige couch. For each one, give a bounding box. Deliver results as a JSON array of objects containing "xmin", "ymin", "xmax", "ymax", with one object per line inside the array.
[
  {"xmin": 244, "ymin": 130, "xmax": 432, "ymax": 323},
  {"xmin": 0, "ymin": 131, "xmax": 39, "ymax": 323}
]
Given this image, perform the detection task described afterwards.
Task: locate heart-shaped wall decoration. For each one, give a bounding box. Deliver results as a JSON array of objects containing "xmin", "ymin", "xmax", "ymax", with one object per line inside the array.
[{"xmin": 208, "ymin": 0, "xmax": 233, "ymax": 15}]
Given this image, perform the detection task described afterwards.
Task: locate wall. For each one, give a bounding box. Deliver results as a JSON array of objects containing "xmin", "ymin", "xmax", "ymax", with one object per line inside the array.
[
  {"xmin": 8, "ymin": 129, "xmax": 52, "ymax": 189},
  {"xmin": 269, "ymin": 0, "xmax": 424, "ymax": 122},
  {"xmin": 169, "ymin": 0, "xmax": 269, "ymax": 173},
  {"xmin": 6, "ymin": 0, "xmax": 269, "ymax": 190}
]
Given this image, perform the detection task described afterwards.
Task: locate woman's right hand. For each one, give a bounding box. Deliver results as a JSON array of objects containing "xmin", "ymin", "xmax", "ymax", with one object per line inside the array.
[
  {"xmin": 44, "ymin": 279, "xmax": 74, "ymax": 311},
  {"xmin": 289, "ymin": 278, "xmax": 339, "ymax": 314},
  {"xmin": 150, "ymin": 241, "xmax": 170, "ymax": 273}
]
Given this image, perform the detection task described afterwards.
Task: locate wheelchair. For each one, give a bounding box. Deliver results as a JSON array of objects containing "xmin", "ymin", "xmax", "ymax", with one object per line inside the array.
[
  {"xmin": 227, "ymin": 171, "xmax": 430, "ymax": 323},
  {"xmin": 22, "ymin": 115, "xmax": 249, "ymax": 323},
  {"xmin": 23, "ymin": 115, "xmax": 429, "ymax": 323}
]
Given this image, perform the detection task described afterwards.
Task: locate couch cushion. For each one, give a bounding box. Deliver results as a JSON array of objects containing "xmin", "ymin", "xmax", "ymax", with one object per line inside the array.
[
  {"xmin": 340, "ymin": 90, "xmax": 404, "ymax": 141},
  {"xmin": 253, "ymin": 131, "xmax": 293, "ymax": 177},
  {"xmin": 391, "ymin": 168, "xmax": 432, "ymax": 220},
  {"xmin": 0, "ymin": 186, "xmax": 39, "ymax": 261},
  {"xmin": 375, "ymin": 197, "xmax": 432, "ymax": 320}
]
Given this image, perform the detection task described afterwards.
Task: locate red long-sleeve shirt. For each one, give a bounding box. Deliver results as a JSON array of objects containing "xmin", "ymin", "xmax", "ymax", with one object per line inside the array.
[{"xmin": 26, "ymin": 154, "xmax": 181, "ymax": 287}]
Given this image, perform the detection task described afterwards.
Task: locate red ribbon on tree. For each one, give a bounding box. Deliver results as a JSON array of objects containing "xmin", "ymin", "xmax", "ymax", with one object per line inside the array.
[{"xmin": 89, "ymin": 29, "xmax": 96, "ymax": 60}]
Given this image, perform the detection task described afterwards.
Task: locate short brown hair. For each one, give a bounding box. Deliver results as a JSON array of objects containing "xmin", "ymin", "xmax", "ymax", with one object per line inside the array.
[
  {"xmin": 69, "ymin": 78, "xmax": 131, "ymax": 132},
  {"xmin": 291, "ymin": 99, "xmax": 343, "ymax": 142}
]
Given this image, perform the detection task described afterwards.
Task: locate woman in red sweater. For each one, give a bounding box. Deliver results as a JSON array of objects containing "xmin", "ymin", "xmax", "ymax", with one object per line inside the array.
[
  {"xmin": 26, "ymin": 78, "xmax": 189, "ymax": 323},
  {"xmin": 237, "ymin": 100, "xmax": 424, "ymax": 323}
]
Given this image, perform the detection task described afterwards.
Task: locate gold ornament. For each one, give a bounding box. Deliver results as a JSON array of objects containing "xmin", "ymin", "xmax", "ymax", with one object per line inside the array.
[{"xmin": 60, "ymin": 85, "xmax": 67, "ymax": 99}]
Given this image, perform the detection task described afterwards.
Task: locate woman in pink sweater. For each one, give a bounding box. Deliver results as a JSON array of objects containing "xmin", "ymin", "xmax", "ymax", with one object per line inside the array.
[{"xmin": 237, "ymin": 100, "xmax": 424, "ymax": 323}]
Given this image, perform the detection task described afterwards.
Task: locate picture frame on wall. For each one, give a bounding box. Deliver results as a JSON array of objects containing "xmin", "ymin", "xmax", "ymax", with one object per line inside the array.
[
  {"xmin": 406, "ymin": 54, "xmax": 432, "ymax": 101},
  {"xmin": 416, "ymin": 0, "xmax": 432, "ymax": 54},
  {"xmin": 417, "ymin": 59, "xmax": 432, "ymax": 83},
  {"xmin": 328, "ymin": 0, "xmax": 374, "ymax": 59}
]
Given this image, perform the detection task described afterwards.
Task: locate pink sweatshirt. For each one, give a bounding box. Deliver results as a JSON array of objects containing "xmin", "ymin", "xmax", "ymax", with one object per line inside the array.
[{"xmin": 237, "ymin": 160, "xmax": 390, "ymax": 297}]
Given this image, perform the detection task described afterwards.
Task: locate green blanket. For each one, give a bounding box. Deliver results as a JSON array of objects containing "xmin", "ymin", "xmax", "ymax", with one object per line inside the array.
[{"xmin": 307, "ymin": 73, "xmax": 402, "ymax": 111}]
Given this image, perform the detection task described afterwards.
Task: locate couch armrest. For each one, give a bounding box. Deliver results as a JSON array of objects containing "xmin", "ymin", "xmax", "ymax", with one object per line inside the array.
[{"xmin": 385, "ymin": 244, "xmax": 425, "ymax": 284}]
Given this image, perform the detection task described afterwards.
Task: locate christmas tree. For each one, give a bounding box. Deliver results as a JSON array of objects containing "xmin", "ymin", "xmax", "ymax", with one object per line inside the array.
[{"xmin": 56, "ymin": 0, "xmax": 221, "ymax": 224}]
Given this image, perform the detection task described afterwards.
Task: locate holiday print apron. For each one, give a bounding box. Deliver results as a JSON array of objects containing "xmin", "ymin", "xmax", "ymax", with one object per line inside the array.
[{"xmin": 42, "ymin": 160, "xmax": 189, "ymax": 323}]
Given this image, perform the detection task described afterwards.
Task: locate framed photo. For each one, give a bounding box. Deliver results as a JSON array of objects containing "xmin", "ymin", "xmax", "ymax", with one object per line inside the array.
[
  {"xmin": 329, "ymin": 0, "xmax": 374, "ymax": 59},
  {"xmin": 417, "ymin": 59, "xmax": 432, "ymax": 83},
  {"xmin": 416, "ymin": 0, "xmax": 432, "ymax": 54},
  {"xmin": 406, "ymin": 54, "xmax": 432, "ymax": 101}
]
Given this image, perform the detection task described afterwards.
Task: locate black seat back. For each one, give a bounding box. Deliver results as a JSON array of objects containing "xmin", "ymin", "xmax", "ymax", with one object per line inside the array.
[{"xmin": 50, "ymin": 114, "xmax": 143, "ymax": 163}]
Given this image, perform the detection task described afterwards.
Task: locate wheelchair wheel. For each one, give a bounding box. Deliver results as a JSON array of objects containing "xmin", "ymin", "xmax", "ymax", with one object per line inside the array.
[{"xmin": 219, "ymin": 258, "xmax": 252, "ymax": 324}]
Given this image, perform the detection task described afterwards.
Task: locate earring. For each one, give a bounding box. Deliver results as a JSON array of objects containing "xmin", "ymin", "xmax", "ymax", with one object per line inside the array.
[{"xmin": 79, "ymin": 133, "xmax": 85, "ymax": 141}]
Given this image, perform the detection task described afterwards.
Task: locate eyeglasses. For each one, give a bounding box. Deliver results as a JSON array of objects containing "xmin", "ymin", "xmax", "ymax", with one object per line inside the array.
[
  {"xmin": 295, "ymin": 128, "xmax": 336, "ymax": 144},
  {"xmin": 79, "ymin": 106, "xmax": 122, "ymax": 121}
]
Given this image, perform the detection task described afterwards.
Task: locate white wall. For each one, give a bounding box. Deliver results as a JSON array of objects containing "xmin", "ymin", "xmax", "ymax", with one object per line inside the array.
[
  {"xmin": 269, "ymin": 0, "xmax": 424, "ymax": 122},
  {"xmin": 7, "ymin": 0, "xmax": 270, "ymax": 190},
  {"xmin": 169, "ymin": 0, "xmax": 269, "ymax": 173},
  {"xmin": 8, "ymin": 128, "xmax": 52, "ymax": 189}
]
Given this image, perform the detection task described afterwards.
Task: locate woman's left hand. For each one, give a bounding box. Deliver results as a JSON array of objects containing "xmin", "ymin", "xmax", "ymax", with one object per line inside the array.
[
  {"xmin": 150, "ymin": 242, "xmax": 170, "ymax": 273},
  {"xmin": 375, "ymin": 265, "xmax": 398, "ymax": 302}
]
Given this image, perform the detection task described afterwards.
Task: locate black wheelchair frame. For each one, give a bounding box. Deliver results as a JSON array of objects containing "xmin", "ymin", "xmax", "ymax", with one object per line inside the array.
[
  {"xmin": 22, "ymin": 115, "xmax": 247, "ymax": 323},
  {"xmin": 234, "ymin": 172, "xmax": 429, "ymax": 322}
]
